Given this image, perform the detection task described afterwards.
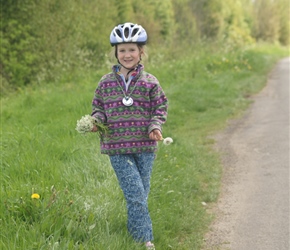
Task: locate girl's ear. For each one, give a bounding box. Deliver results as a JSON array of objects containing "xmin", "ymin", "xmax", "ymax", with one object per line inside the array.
[
  {"xmin": 138, "ymin": 45, "xmax": 148, "ymax": 63},
  {"xmin": 138, "ymin": 45, "xmax": 144, "ymax": 54},
  {"xmin": 139, "ymin": 48, "xmax": 143, "ymax": 60}
]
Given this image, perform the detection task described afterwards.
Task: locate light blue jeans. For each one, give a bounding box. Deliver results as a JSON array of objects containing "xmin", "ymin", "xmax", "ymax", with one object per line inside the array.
[{"xmin": 109, "ymin": 153, "xmax": 155, "ymax": 242}]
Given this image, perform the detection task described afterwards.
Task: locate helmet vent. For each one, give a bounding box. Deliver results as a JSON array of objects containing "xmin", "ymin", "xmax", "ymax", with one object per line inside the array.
[
  {"xmin": 124, "ymin": 27, "xmax": 129, "ymax": 38},
  {"xmin": 132, "ymin": 28, "xmax": 139, "ymax": 36},
  {"xmin": 116, "ymin": 29, "xmax": 122, "ymax": 38}
]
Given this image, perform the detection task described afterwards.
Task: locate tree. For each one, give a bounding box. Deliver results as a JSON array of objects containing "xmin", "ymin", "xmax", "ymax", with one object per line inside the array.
[
  {"xmin": 0, "ymin": 0, "xmax": 39, "ymax": 87},
  {"xmin": 252, "ymin": 0, "xmax": 280, "ymax": 43},
  {"xmin": 277, "ymin": 0, "xmax": 290, "ymax": 45}
]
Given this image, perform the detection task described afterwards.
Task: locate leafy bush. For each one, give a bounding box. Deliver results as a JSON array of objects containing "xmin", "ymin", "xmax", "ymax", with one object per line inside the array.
[
  {"xmin": 0, "ymin": 9, "xmax": 39, "ymax": 87},
  {"xmin": 0, "ymin": 0, "xmax": 288, "ymax": 93}
]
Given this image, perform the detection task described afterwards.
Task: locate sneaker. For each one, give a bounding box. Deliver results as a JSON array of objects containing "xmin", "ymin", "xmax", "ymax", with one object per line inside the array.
[{"xmin": 145, "ymin": 242, "xmax": 155, "ymax": 250}]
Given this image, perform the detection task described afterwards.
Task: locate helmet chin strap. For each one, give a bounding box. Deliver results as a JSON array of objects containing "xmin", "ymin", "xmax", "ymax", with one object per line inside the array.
[{"xmin": 117, "ymin": 58, "xmax": 141, "ymax": 80}]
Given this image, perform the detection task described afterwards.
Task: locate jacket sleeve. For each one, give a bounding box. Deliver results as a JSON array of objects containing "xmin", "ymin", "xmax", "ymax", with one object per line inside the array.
[
  {"xmin": 148, "ymin": 82, "xmax": 168, "ymax": 134},
  {"xmin": 91, "ymin": 82, "xmax": 107, "ymax": 123}
]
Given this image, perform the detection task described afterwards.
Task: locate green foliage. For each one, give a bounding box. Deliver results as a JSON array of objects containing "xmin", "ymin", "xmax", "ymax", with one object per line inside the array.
[
  {"xmin": 188, "ymin": 0, "xmax": 254, "ymax": 46},
  {"xmin": 251, "ymin": 0, "xmax": 290, "ymax": 45},
  {"xmin": 277, "ymin": 0, "xmax": 290, "ymax": 45},
  {"xmin": 0, "ymin": 0, "xmax": 40, "ymax": 87},
  {"xmin": 27, "ymin": 0, "xmax": 117, "ymax": 82},
  {"xmin": 152, "ymin": 0, "xmax": 174, "ymax": 39},
  {"xmin": 252, "ymin": 0, "xmax": 280, "ymax": 43},
  {"xmin": 0, "ymin": 0, "xmax": 289, "ymax": 93},
  {"xmin": 197, "ymin": 0, "xmax": 225, "ymax": 38},
  {"xmin": 222, "ymin": 0, "xmax": 254, "ymax": 46},
  {"xmin": 172, "ymin": 0, "xmax": 199, "ymax": 43},
  {"xmin": 115, "ymin": 0, "xmax": 134, "ymax": 23}
]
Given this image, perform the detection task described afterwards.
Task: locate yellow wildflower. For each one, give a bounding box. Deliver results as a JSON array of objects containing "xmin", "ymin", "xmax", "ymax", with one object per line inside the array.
[{"xmin": 31, "ymin": 193, "xmax": 40, "ymax": 199}]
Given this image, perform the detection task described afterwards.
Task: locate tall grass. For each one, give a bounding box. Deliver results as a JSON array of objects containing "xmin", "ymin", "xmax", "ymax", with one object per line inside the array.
[{"xmin": 0, "ymin": 44, "xmax": 288, "ymax": 249}]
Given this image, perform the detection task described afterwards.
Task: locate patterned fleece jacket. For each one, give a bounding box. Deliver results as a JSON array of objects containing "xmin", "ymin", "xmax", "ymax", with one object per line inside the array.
[{"xmin": 91, "ymin": 64, "xmax": 168, "ymax": 155}]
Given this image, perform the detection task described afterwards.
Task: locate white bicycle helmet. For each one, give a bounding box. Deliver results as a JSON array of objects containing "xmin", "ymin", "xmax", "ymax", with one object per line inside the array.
[{"xmin": 110, "ymin": 22, "xmax": 147, "ymax": 46}]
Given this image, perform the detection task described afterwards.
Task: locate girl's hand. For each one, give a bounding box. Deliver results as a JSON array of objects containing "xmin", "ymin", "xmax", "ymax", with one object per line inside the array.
[
  {"xmin": 149, "ymin": 129, "xmax": 163, "ymax": 141},
  {"xmin": 91, "ymin": 124, "xmax": 98, "ymax": 132}
]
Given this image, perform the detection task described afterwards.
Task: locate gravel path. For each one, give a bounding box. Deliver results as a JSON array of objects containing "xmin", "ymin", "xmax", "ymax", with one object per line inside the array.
[{"xmin": 203, "ymin": 58, "xmax": 290, "ymax": 250}]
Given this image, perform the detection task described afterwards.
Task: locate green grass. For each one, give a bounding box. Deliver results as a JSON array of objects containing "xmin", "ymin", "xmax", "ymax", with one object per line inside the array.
[{"xmin": 0, "ymin": 44, "xmax": 288, "ymax": 249}]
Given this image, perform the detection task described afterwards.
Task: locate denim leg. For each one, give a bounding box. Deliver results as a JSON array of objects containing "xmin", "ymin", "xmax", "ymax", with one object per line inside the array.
[
  {"xmin": 134, "ymin": 153, "xmax": 154, "ymax": 200},
  {"xmin": 109, "ymin": 153, "xmax": 155, "ymax": 242}
]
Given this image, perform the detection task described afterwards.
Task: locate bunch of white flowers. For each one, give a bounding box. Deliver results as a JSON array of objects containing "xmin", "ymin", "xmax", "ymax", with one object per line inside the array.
[
  {"xmin": 162, "ymin": 137, "xmax": 173, "ymax": 145},
  {"xmin": 75, "ymin": 115, "xmax": 95, "ymax": 134},
  {"xmin": 76, "ymin": 115, "xmax": 108, "ymax": 136}
]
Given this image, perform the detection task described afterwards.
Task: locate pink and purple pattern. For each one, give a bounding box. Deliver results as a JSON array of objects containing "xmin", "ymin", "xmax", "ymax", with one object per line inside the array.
[{"xmin": 91, "ymin": 64, "xmax": 168, "ymax": 155}]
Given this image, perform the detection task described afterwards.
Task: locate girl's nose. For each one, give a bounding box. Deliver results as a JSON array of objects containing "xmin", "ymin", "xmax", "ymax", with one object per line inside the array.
[{"xmin": 124, "ymin": 52, "xmax": 131, "ymax": 58}]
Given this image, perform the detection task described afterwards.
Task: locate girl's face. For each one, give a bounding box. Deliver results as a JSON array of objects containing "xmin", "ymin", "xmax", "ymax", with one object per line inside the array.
[{"xmin": 117, "ymin": 43, "xmax": 142, "ymax": 69}]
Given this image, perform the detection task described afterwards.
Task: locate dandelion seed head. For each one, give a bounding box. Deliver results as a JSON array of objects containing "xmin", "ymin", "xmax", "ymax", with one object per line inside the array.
[{"xmin": 163, "ymin": 137, "xmax": 173, "ymax": 145}]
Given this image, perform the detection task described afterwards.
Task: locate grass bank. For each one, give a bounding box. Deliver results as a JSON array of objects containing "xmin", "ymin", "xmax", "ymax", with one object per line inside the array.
[{"xmin": 0, "ymin": 44, "xmax": 288, "ymax": 249}]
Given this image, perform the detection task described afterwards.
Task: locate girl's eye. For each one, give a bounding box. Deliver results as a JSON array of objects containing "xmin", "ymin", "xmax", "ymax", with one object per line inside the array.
[{"xmin": 118, "ymin": 48, "xmax": 137, "ymax": 53}]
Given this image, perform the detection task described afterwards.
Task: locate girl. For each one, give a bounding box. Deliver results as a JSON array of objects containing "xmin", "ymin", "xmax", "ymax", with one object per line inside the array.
[{"xmin": 91, "ymin": 22, "xmax": 168, "ymax": 249}]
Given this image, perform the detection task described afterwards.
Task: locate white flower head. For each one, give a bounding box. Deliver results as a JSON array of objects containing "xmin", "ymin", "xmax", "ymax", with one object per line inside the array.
[
  {"xmin": 76, "ymin": 115, "xmax": 95, "ymax": 134},
  {"xmin": 163, "ymin": 137, "xmax": 173, "ymax": 145}
]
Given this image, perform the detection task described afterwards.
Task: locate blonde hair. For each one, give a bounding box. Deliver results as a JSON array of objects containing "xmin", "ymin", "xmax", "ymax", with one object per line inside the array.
[{"xmin": 139, "ymin": 45, "xmax": 148, "ymax": 63}]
